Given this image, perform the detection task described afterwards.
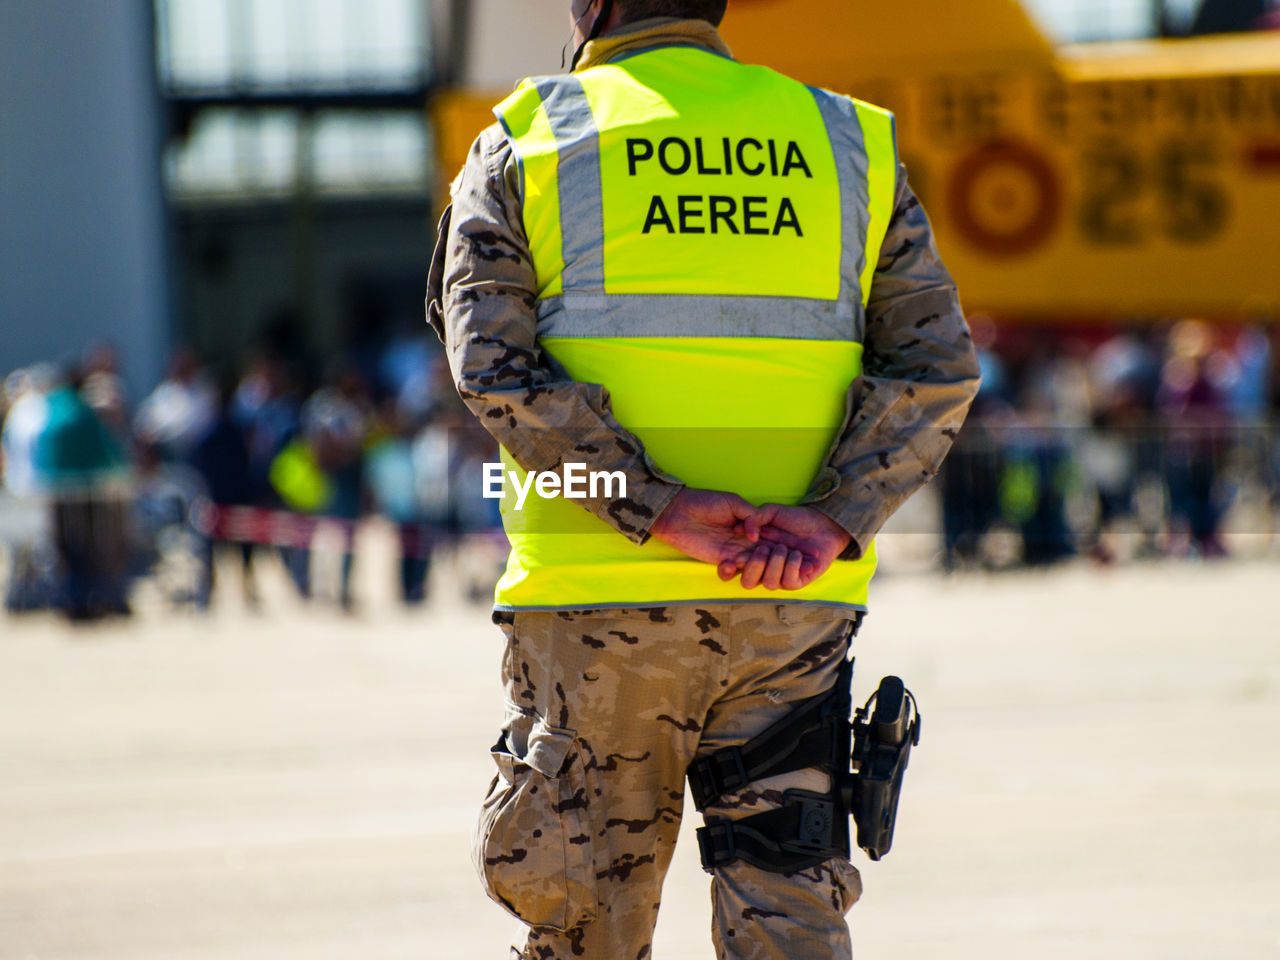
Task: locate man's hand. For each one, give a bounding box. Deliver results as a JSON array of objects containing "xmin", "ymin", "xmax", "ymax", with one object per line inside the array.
[
  {"xmin": 649, "ymin": 489, "xmax": 766, "ymax": 580},
  {"xmin": 738, "ymin": 504, "xmax": 853, "ymax": 590}
]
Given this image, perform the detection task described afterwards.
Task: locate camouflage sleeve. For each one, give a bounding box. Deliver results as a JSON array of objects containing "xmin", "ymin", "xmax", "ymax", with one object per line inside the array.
[
  {"xmin": 425, "ymin": 123, "xmax": 683, "ymax": 543},
  {"xmin": 801, "ymin": 164, "xmax": 981, "ymax": 558}
]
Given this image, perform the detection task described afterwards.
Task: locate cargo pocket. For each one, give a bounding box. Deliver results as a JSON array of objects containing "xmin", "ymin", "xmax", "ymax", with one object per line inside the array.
[
  {"xmin": 831, "ymin": 856, "xmax": 863, "ymax": 914},
  {"xmin": 472, "ymin": 709, "xmax": 598, "ymax": 931}
]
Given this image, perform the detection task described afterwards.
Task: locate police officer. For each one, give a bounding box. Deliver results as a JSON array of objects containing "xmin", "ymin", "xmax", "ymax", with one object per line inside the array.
[{"xmin": 426, "ymin": 1, "xmax": 981, "ymax": 956}]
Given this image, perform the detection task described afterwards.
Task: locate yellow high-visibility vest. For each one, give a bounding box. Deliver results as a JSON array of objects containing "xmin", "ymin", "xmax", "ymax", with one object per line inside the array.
[
  {"xmin": 490, "ymin": 44, "xmax": 897, "ymax": 610},
  {"xmin": 269, "ymin": 440, "xmax": 333, "ymax": 514}
]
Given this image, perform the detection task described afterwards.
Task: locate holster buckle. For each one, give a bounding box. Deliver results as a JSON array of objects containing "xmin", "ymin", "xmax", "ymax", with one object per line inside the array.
[
  {"xmin": 783, "ymin": 791, "xmax": 837, "ymax": 854},
  {"xmin": 696, "ymin": 818, "xmax": 736, "ymax": 873},
  {"xmin": 689, "ymin": 748, "xmax": 749, "ymax": 811}
]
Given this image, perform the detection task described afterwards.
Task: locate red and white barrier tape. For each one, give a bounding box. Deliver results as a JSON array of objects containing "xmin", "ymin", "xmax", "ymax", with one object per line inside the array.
[{"xmin": 192, "ymin": 503, "xmax": 450, "ymax": 557}]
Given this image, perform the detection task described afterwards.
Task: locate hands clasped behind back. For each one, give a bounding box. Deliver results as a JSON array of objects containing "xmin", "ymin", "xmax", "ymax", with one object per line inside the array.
[{"xmin": 648, "ymin": 489, "xmax": 853, "ymax": 591}]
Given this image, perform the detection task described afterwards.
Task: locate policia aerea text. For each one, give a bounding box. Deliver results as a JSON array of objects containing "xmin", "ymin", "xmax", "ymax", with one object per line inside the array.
[
  {"xmin": 626, "ymin": 135, "xmax": 813, "ymax": 235},
  {"xmin": 625, "ymin": 135, "xmax": 814, "ymax": 179},
  {"xmin": 425, "ymin": 0, "xmax": 980, "ymax": 957}
]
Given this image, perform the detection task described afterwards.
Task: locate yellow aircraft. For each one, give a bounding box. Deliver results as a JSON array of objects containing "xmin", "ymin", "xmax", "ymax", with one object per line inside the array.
[{"xmin": 432, "ymin": 0, "xmax": 1280, "ymax": 321}]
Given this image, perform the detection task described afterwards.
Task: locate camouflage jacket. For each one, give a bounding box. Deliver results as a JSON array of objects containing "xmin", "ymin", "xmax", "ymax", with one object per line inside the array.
[{"xmin": 426, "ymin": 18, "xmax": 980, "ymax": 558}]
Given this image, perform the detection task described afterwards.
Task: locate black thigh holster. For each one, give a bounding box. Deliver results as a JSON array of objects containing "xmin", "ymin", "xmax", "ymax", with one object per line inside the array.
[{"xmin": 689, "ymin": 643, "xmax": 921, "ymax": 873}]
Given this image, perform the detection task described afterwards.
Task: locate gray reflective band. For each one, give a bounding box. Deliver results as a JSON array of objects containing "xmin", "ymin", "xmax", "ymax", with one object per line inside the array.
[
  {"xmin": 808, "ymin": 88, "xmax": 872, "ymax": 310},
  {"xmin": 537, "ymin": 292, "xmax": 858, "ymax": 340},
  {"xmin": 535, "ymin": 77, "xmax": 606, "ymax": 293}
]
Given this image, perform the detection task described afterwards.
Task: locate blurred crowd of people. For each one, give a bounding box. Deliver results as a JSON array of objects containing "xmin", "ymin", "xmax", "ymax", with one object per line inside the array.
[
  {"xmin": 0, "ymin": 334, "xmax": 504, "ymax": 620},
  {"xmin": 941, "ymin": 318, "xmax": 1280, "ymax": 567},
  {"xmin": 3, "ymin": 318, "xmax": 1279, "ymax": 620}
]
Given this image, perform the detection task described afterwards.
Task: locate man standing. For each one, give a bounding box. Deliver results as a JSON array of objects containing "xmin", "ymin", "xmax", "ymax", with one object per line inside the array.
[{"xmin": 426, "ymin": 1, "xmax": 980, "ymax": 956}]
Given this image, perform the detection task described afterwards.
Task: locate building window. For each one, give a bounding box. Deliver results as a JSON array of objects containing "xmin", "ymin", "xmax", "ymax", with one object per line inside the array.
[
  {"xmin": 167, "ymin": 109, "xmax": 431, "ymax": 199},
  {"xmin": 156, "ymin": 0, "xmax": 427, "ymax": 92},
  {"xmin": 156, "ymin": 0, "xmax": 431, "ymax": 198},
  {"xmin": 1022, "ymin": 0, "xmax": 1203, "ymax": 41}
]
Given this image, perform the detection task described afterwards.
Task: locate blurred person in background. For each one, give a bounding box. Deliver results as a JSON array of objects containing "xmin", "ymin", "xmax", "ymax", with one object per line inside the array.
[
  {"xmin": 1080, "ymin": 339, "xmax": 1145, "ymax": 563},
  {"xmin": 395, "ymin": 349, "xmax": 453, "ymax": 426},
  {"xmin": 1263, "ymin": 325, "xmax": 1280, "ymax": 523},
  {"xmin": 1088, "ymin": 327, "xmax": 1163, "ymax": 414},
  {"xmin": 366, "ymin": 399, "xmax": 436, "ymax": 605},
  {"xmin": 267, "ymin": 430, "xmax": 327, "ymax": 601},
  {"xmin": 2, "ymin": 365, "xmax": 57, "ymax": 612},
  {"xmin": 34, "ymin": 367, "xmax": 132, "ymax": 620},
  {"xmin": 130, "ymin": 437, "xmax": 208, "ymax": 607},
  {"xmin": 938, "ymin": 316, "xmax": 1005, "ymax": 568},
  {"xmin": 440, "ymin": 408, "xmax": 507, "ymax": 604},
  {"xmin": 236, "ymin": 350, "xmax": 303, "ymax": 493},
  {"xmin": 79, "ymin": 342, "xmax": 130, "ymax": 440},
  {"xmin": 378, "ymin": 317, "xmax": 435, "ymax": 414},
  {"xmin": 189, "ymin": 381, "xmax": 258, "ymax": 610},
  {"xmin": 411, "ymin": 406, "xmax": 453, "ymax": 527},
  {"xmin": 297, "ymin": 362, "xmax": 372, "ymax": 612},
  {"xmin": 1157, "ymin": 320, "xmax": 1234, "ymax": 557},
  {"xmin": 408, "ymin": 397, "xmax": 467, "ymax": 588},
  {"xmin": 2, "ymin": 365, "xmax": 54, "ymax": 501},
  {"xmin": 236, "ymin": 349, "xmax": 304, "ymax": 597},
  {"xmin": 993, "ymin": 381, "xmax": 1076, "ymax": 566},
  {"xmin": 1085, "ymin": 325, "xmax": 1166, "ymax": 557},
  {"xmin": 999, "ymin": 340, "xmax": 1084, "ymax": 565},
  {"xmin": 1223, "ymin": 325, "xmax": 1271, "ymax": 423},
  {"xmin": 133, "ymin": 347, "xmax": 218, "ymax": 462},
  {"xmin": 1198, "ymin": 325, "xmax": 1273, "ymax": 547}
]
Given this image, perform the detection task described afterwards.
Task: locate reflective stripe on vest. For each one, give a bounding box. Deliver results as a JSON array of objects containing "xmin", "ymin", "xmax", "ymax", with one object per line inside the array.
[{"xmin": 491, "ymin": 45, "xmax": 897, "ymax": 610}]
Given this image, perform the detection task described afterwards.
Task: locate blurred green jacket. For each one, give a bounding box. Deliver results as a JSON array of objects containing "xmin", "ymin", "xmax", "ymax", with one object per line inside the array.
[{"xmin": 34, "ymin": 385, "xmax": 128, "ymax": 494}]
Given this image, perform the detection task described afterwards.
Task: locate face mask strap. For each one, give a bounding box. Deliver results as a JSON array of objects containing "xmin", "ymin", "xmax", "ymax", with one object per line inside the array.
[
  {"xmin": 566, "ymin": 0, "xmax": 615, "ymax": 72},
  {"xmin": 560, "ymin": 2, "xmax": 594, "ymax": 70}
]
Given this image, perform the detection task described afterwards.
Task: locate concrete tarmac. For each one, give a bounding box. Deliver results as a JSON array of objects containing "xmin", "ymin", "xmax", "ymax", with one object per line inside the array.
[{"xmin": 2, "ymin": 540, "xmax": 1278, "ymax": 959}]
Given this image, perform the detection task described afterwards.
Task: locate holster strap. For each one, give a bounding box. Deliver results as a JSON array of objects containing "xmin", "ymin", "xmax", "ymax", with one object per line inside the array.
[
  {"xmin": 687, "ymin": 657, "xmax": 853, "ymax": 812},
  {"xmin": 696, "ymin": 790, "xmax": 850, "ymax": 874}
]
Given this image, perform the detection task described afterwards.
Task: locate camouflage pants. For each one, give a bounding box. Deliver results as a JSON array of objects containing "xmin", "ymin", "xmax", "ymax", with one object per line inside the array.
[{"xmin": 473, "ymin": 603, "xmax": 865, "ymax": 959}]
